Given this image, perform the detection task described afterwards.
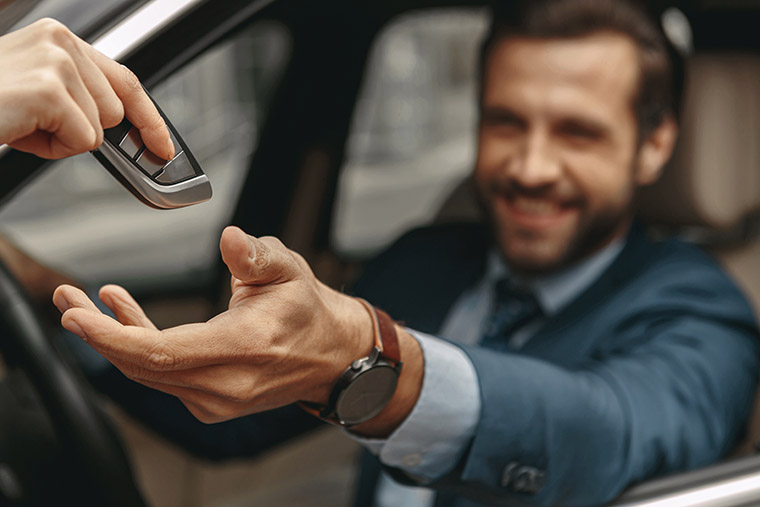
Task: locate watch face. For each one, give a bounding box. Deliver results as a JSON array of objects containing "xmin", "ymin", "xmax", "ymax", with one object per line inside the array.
[{"xmin": 335, "ymin": 364, "xmax": 399, "ymax": 425}]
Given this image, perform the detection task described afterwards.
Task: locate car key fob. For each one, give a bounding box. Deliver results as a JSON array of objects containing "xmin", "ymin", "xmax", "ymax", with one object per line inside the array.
[{"xmin": 92, "ymin": 98, "xmax": 212, "ymax": 209}]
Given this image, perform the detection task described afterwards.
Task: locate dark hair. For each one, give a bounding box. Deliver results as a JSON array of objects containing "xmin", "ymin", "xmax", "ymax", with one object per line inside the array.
[{"xmin": 481, "ymin": 0, "xmax": 684, "ymax": 138}]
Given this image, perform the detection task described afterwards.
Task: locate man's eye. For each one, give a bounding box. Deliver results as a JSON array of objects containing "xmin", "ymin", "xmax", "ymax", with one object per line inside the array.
[
  {"xmin": 482, "ymin": 112, "xmax": 524, "ymax": 130},
  {"xmin": 558, "ymin": 122, "xmax": 602, "ymax": 142}
]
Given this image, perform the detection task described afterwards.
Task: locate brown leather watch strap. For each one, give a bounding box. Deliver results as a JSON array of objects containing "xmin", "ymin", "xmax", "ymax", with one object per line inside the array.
[
  {"xmin": 356, "ymin": 298, "xmax": 401, "ymax": 364},
  {"xmin": 298, "ymin": 298, "xmax": 402, "ymax": 424}
]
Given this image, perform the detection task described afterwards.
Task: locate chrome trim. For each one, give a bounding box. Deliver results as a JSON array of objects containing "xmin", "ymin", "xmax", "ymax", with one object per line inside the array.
[
  {"xmin": 616, "ymin": 473, "xmax": 760, "ymax": 506},
  {"xmin": 613, "ymin": 455, "xmax": 760, "ymax": 507},
  {"xmin": 0, "ymin": 0, "xmax": 206, "ymax": 157},
  {"xmin": 93, "ymin": 0, "xmax": 206, "ymax": 60}
]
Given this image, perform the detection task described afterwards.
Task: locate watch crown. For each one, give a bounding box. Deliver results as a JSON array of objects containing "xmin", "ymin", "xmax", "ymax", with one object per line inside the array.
[{"xmin": 351, "ymin": 359, "xmax": 364, "ymax": 370}]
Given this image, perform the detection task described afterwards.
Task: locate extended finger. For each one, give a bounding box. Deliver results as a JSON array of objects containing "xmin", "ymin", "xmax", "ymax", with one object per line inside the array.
[
  {"xmin": 220, "ymin": 226, "xmax": 302, "ymax": 286},
  {"xmin": 53, "ymin": 284, "xmax": 101, "ymax": 313},
  {"xmin": 88, "ymin": 48, "xmax": 174, "ymax": 160},
  {"xmin": 61, "ymin": 308, "xmax": 226, "ymax": 371},
  {"xmin": 98, "ymin": 284, "xmax": 158, "ymax": 330}
]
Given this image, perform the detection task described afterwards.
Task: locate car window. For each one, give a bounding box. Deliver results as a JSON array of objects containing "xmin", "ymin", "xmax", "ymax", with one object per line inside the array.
[
  {"xmin": 331, "ymin": 9, "xmax": 488, "ymax": 258},
  {"xmin": 0, "ymin": 21, "xmax": 290, "ymax": 290}
]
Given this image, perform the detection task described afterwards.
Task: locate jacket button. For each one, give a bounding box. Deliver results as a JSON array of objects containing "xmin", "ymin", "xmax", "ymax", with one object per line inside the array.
[
  {"xmin": 500, "ymin": 462, "xmax": 545, "ymax": 495},
  {"xmin": 513, "ymin": 467, "xmax": 545, "ymax": 494}
]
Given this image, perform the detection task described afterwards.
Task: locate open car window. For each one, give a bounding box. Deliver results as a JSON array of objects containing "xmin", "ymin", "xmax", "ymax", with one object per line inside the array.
[
  {"xmin": 0, "ymin": 20, "xmax": 289, "ymax": 290},
  {"xmin": 332, "ymin": 9, "xmax": 487, "ymax": 259}
]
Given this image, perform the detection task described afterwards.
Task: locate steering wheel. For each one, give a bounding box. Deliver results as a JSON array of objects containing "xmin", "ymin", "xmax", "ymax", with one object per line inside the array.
[{"xmin": 0, "ymin": 261, "xmax": 146, "ymax": 506}]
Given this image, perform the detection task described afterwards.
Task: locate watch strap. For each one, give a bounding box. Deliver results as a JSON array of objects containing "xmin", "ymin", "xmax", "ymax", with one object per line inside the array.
[
  {"xmin": 356, "ymin": 298, "xmax": 401, "ymax": 364},
  {"xmin": 299, "ymin": 298, "xmax": 402, "ymax": 426}
]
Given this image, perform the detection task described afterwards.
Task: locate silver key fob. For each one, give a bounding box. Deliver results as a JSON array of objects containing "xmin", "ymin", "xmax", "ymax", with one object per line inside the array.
[{"xmin": 92, "ymin": 101, "xmax": 212, "ymax": 209}]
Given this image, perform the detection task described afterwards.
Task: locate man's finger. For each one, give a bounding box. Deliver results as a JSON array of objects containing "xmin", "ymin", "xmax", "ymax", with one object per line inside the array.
[
  {"xmin": 53, "ymin": 284, "xmax": 101, "ymax": 313},
  {"xmin": 98, "ymin": 284, "xmax": 158, "ymax": 330},
  {"xmin": 61, "ymin": 306, "xmax": 181, "ymax": 370},
  {"xmin": 86, "ymin": 47, "xmax": 174, "ymax": 160},
  {"xmin": 220, "ymin": 226, "xmax": 302, "ymax": 286},
  {"xmin": 61, "ymin": 307, "xmax": 228, "ymax": 371}
]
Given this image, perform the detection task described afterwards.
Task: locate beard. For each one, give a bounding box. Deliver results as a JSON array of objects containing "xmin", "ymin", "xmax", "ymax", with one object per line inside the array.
[{"xmin": 475, "ymin": 176, "xmax": 635, "ymax": 277}]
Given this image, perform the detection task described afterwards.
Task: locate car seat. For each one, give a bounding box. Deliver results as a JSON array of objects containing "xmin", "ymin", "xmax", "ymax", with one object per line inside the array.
[{"xmin": 637, "ymin": 52, "xmax": 760, "ymax": 455}]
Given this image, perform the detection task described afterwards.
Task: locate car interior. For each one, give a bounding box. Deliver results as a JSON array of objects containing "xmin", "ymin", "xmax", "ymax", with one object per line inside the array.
[{"xmin": 0, "ymin": 0, "xmax": 759, "ymax": 505}]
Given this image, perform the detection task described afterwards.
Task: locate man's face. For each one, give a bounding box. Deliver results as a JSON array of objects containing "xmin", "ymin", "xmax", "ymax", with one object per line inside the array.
[{"xmin": 475, "ymin": 33, "xmax": 651, "ymax": 275}]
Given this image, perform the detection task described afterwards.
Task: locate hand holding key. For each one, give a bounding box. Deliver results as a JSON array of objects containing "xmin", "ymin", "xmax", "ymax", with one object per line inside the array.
[{"xmin": 0, "ymin": 18, "xmax": 173, "ymax": 160}]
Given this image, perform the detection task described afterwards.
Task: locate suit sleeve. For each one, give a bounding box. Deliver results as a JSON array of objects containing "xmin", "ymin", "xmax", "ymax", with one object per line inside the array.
[
  {"xmin": 354, "ymin": 227, "xmax": 759, "ymax": 505},
  {"xmin": 422, "ymin": 310, "xmax": 759, "ymax": 506}
]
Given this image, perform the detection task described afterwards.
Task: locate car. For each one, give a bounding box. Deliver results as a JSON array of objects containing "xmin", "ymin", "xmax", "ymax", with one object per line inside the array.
[{"xmin": 0, "ymin": 0, "xmax": 759, "ymax": 505}]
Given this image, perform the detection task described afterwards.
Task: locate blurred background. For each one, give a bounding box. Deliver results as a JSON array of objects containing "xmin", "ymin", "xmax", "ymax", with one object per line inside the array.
[{"xmin": 0, "ymin": 9, "xmax": 487, "ymax": 289}]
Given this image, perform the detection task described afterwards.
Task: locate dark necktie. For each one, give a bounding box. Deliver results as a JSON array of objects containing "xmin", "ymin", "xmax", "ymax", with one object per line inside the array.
[
  {"xmin": 433, "ymin": 281, "xmax": 543, "ymax": 507},
  {"xmin": 480, "ymin": 278, "xmax": 543, "ymax": 351}
]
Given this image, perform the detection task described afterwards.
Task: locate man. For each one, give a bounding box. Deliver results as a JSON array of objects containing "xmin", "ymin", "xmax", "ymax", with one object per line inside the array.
[{"xmin": 53, "ymin": 0, "xmax": 760, "ymax": 505}]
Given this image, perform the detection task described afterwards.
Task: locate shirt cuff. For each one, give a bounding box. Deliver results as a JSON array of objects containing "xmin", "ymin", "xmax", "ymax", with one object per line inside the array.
[{"xmin": 348, "ymin": 329, "xmax": 481, "ymax": 481}]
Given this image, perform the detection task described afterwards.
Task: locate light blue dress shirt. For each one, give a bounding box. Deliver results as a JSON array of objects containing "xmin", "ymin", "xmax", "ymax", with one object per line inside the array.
[{"xmin": 350, "ymin": 238, "xmax": 626, "ymax": 507}]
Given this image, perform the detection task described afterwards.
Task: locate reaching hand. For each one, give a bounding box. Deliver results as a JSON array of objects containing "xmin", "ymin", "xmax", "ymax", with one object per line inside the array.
[
  {"xmin": 0, "ymin": 18, "xmax": 173, "ymax": 160},
  {"xmin": 53, "ymin": 226, "xmax": 376, "ymax": 423}
]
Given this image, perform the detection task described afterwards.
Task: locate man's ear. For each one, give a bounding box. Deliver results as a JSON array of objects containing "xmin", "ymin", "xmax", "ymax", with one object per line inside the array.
[{"xmin": 635, "ymin": 115, "xmax": 678, "ymax": 186}]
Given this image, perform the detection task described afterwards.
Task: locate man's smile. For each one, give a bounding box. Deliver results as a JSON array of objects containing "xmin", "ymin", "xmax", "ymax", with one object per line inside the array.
[
  {"xmin": 512, "ymin": 196, "xmax": 561, "ymax": 215},
  {"xmin": 494, "ymin": 193, "xmax": 579, "ymax": 231}
]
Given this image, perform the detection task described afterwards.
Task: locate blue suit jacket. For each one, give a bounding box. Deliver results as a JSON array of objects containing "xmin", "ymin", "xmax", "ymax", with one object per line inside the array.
[{"xmin": 352, "ymin": 222, "xmax": 760, "ymax": 506}]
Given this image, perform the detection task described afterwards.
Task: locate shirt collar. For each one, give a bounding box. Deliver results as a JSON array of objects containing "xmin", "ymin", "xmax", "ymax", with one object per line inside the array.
[{"xmin": 486, "ymin": 237, "xmax": 626, "ymax": 316}]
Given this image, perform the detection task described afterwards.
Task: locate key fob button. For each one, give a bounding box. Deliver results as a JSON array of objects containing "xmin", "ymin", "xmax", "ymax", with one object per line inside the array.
[
  {"xmin": 155, "ymin": 152, "xmax": 196, "ymax": 184},
  {"xmin": 104, "ymin": 117, "xmax": 131, "ymax": 145},
  {"xmin": 119, "ymin": 128, "xmax": 143, "ymax": 158},
  {"xmin": 136, "ymin": 149, "xmax": 168, "ymax": 177},
  {"xmin": 169, "ymin": 131, "xmax": 182, "ymax": 157}
]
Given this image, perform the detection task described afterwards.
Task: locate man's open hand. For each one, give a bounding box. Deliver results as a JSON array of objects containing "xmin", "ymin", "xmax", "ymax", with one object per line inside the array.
[
  {"xmin": 53, "ymin": 226, "xmax": 376, "ymax": 423},
  {"xmin": 0, "ymin": 18, "xmax": 174, "ymax": 160}
]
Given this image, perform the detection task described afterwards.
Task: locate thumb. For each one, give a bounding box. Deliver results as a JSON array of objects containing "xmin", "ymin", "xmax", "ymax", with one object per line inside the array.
[{"xmin": 219, "ymin": 226, "xmax": 300, "ymax": 286}]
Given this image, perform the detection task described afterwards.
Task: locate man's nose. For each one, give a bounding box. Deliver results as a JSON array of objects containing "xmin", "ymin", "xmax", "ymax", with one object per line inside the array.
[{"xmin": 508, "ymin": 130, "xmax": 560, "ymax": 187}]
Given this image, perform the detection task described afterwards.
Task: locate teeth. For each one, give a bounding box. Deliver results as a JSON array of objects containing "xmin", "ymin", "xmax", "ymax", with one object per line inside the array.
[{"xmin": 512, "ymin": 197, "xmax": 560, "ymax": 215}]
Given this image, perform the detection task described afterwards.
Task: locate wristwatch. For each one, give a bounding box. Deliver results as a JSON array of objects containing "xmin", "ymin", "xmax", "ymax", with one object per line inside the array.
[{"xmin": 300, "ymin": 299, "xmax": 403, "ymax": 428}]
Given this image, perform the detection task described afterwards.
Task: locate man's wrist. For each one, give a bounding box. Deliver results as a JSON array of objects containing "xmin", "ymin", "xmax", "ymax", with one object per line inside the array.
[
  {"xmin": 349, "ymin": 325, "xmax": 423, "ymax": 437},
  {"xmin": 299, "ymin": 293, "xmax": 424, "ymax": 437},
  {"xmin": 305, "ymin": 289, "xmax": 376, "ymax": 406}
]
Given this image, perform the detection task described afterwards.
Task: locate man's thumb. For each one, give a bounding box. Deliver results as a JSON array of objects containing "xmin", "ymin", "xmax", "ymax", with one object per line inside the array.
[{"xmin": 219, "ymin": 226, "xmax": 296, "ymax": 285}]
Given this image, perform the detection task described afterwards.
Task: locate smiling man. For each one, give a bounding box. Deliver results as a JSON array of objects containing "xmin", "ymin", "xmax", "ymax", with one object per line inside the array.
[
  {"xmin": 53, "ymin": 0, "xmax": 760, "ymax": 505},
  {"xmin": 476, "ymin": 31, "xmax": 672, "ymax": 275}
]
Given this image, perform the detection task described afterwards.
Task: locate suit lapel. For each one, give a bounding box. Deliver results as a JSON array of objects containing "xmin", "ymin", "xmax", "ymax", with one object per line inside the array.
[{"xmin": 519, "ymin": 223, "xmax": 655, "ymax": 365}]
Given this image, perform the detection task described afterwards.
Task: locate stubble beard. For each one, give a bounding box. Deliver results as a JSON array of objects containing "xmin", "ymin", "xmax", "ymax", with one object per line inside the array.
[{"xmin": 478, "ymin": 185, "xmax": 635, "ymax": 277}]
